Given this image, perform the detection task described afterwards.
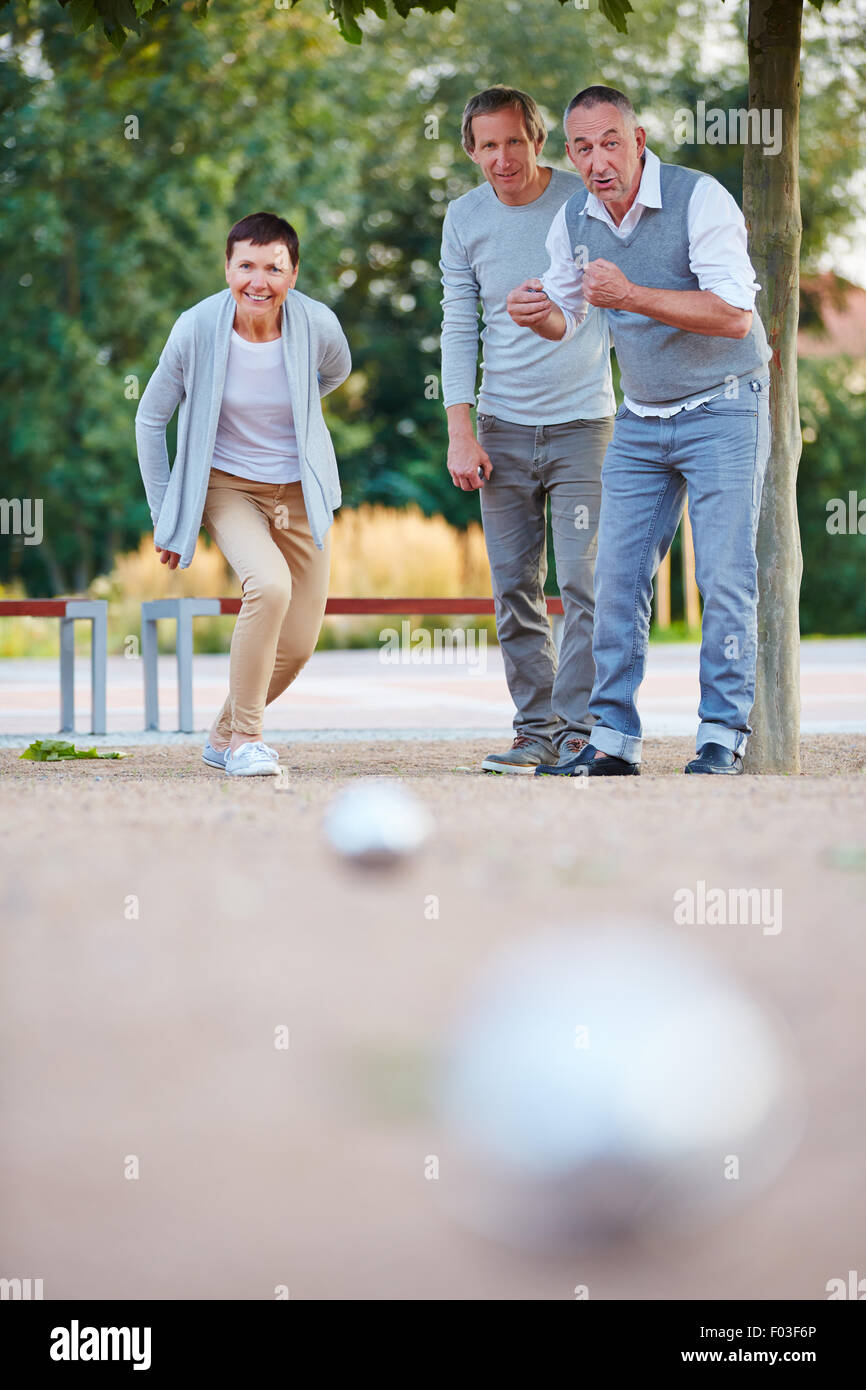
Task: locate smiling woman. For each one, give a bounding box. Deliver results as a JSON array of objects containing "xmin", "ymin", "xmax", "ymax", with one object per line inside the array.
[
  {"xmin": 225, "ymin": 216, "xmax": 301, "ymax": 339},
  {"xmin": 212, "ymin": 218, "xmax": 304, "ymax": 484},
  {"xmin": 134, "ymin": 210, "xmax": 352, "ymax": 776}
]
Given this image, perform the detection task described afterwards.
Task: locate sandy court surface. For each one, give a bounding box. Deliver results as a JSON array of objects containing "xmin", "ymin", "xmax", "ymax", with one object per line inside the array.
[{"xmin": 2, "ymin": 735, "xmax": 865, "ymax": 1300}]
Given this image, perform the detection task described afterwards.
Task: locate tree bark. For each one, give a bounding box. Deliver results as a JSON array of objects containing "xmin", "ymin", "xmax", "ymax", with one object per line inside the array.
[
  {"xmin": 40, "ymin": 535, "xmax": 69, "ymax": 596},
  {"xmin": 73, "ymin": 522, "xmax": 91, "ymax": 595},
  {"xmin": 743, "ymin": 0, "xmax": 804, "ymax": 773}
]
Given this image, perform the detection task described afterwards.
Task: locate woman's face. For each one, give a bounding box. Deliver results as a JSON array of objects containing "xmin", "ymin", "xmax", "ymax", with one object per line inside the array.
[{"xmin": 225, "ymin": 238, "xmax": 299, "ymax": 318}]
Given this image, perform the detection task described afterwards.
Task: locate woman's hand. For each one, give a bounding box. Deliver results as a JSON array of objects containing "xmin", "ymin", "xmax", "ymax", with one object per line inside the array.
[{"xmin": 154, "ymin": 539, "xmax": 181, "ymax": 570}]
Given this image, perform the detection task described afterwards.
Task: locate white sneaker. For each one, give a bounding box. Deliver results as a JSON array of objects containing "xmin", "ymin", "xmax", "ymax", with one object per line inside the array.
[
  {"xmin": 206, "ymin": 739, "xmax": 279, "ymax": 767},
  {"xmin": 225, "ymin": 740, "xmax": 281, "ymax": 777}
]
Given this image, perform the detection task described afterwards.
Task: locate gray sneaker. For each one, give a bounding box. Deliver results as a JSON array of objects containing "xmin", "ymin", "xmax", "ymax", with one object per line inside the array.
[
  {"xmin": 202, "ymin": 740, "xmax": 230, "ymax": 770},
  {"xmin": 482, "ymin": 735, "xmax": 558, "ymax": 775}
]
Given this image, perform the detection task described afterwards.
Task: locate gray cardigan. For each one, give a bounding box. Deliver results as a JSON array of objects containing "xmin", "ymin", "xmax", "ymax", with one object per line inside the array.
[{"xmin": 135, "ymin": 287, "xmax": 352, "ymax": 568}]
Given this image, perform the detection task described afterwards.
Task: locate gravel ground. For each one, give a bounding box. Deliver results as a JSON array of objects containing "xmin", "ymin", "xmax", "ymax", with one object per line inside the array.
[
  {"xmin": 1, "ymin": 734, "xmax": 865, "ymax": 1300},
  {"xmin": 3, "ymin": 732, "xmax": 866, "ymax": 781}
]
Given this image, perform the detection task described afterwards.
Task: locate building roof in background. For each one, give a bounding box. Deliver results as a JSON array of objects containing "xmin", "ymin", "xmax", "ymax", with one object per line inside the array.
[{"xmin": 799, "ymin": 274, "xmax": 866, "ymax": 360}]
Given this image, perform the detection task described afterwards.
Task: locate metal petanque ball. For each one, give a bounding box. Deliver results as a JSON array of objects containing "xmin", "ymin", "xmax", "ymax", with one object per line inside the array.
[
  {"xmin": 435, "ymin": 924, "xmax": 804, "ymax": 1253},
  {"xmin": 323, "ymin": 779, "xmax": 433, "ymax": 868}
]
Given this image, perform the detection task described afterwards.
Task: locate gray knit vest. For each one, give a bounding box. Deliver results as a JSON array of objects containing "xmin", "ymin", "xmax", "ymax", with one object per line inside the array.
[{"xmin": 564, "ymin": 162, "xmax": 771, "ymax": 407}]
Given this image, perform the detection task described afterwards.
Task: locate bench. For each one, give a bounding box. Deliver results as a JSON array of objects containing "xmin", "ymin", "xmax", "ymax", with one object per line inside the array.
[
  {"xmin": 0, "ymin": 599, "xmax": 108, "ymax": 734},
  {"xmin": 141, "ymin": 595, "xmax": 565, "ymax": 733}
]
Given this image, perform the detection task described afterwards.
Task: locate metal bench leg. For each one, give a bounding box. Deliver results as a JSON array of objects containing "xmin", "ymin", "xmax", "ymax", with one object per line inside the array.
[
  {"xmin": 177, "ymin": 601, "xmax": 195, "ymax": 733},
  {"xmin": 91, "ymin": 607, "xmax": 107, "ymax": 735},
  {"xmin": 142, "ymin": 609, "xmax": 160, "ymax": 731},
  {"xmin": 59, "ymin": 617, "xmax": 75, "ymax": 732}
]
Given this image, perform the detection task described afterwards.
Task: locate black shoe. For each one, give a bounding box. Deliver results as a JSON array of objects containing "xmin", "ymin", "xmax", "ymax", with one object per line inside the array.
[
  {"xmin": 535, "ymin": 744, "xmax": 640, "ymax": 777},
  {"xmin": 685, "ymin": 742, "xmax": 743, "ymax": 775}
]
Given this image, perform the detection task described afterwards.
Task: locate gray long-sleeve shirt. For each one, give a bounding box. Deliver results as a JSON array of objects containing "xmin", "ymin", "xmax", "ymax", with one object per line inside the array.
[
  {"xmin": 135, "ymin": 288, "xmax": 350, "ymax": 567},
  {"xmin": 439, "ymin": 168, "xmax": 614, "ymax": 425}
]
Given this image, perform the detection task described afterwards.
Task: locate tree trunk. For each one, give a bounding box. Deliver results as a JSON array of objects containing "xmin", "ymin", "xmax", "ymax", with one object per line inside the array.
[
  {"xmin": 40, "ymin": 535, "xmax": 69, "ymax": 596},
  {"xmin": 743, "ymin": 0, "xmax": 804, "ymax": 773}
]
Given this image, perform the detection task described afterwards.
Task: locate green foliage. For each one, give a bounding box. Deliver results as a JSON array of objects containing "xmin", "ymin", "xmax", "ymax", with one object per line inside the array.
[
  {"xmin": 18, "ymin": 737, "xmax": 127, "ymax": 757},
  {"xmin": 1, "ymin": 0, "xmax": 631, "ymax": 50},
  {"xmin": 0, "ymin": 0, "xmax": 720, "ymax": 595},
  {"xmin": 796, "ymin": 357, "xmax": 866, "ymax": 634},
  {"xmin": 324, "ymin": 0, "xmax": 458, "ymax": 44},
  {"xmin": 1, "ymin": 0, "xmax": 864, "ymax": 636},
  {"xmin": 1, "ymin": 0, "xmax": 357, "ymax": 590},
  {"xmin": 0, "ymin": 0, "xmax": 846, "ymax": 52},
  {"xmin": 566, "ymin": 0, "xmax": 635, "ymax": 35}
]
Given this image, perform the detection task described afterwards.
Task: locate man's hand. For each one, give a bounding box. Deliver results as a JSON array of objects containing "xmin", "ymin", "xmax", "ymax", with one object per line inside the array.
[
  {"xmin": 154, "ymin": 539, "xmax": 181, "ymax": 570},
  {"xmin": 506, "ymin": 277, "xmax": 556, "ymax": 328},
  {"xmin": 583, "ymin": 262, "xmax": 751, "ymax": 337},
  {"xmin": 506, "ymin": 278, "xmax": 567, "ymax": 340},
  {"xmin": 583, "ymin": 259, "xmax": 634, "ymax": 311},
  {"xmin": 447, "ymin": 432, "xmax": 492, "ymax": 492}
]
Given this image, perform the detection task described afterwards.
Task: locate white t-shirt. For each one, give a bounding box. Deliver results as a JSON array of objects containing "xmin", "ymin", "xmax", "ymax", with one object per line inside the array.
[{"xmin": 210, "ymin": 330, "xmax": 301, "ymax": 482}]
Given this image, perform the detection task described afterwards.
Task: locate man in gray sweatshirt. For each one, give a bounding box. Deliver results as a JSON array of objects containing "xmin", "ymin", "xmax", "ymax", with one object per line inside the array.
[{"xmin": 440, "ymin": 85, "xmax": 615, "ymax": 773}]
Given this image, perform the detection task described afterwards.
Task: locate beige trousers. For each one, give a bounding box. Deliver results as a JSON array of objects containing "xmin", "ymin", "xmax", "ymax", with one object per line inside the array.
[{"xmin": 201, "ymin": 467, "xmax": 331, "ymax": 742}]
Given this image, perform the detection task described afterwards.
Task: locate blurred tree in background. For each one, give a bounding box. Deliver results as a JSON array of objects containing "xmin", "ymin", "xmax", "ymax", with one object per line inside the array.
[
  {"xmin": 797, "ymin": 356, "xmax": 866, "ymax": 634},
  {"xmin": 1, "ymin": 0, "xmax": 864, "ymax": 629}
]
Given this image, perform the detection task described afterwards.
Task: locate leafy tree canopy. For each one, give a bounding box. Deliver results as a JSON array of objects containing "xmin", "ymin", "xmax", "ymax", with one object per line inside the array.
[
  {"xmin": 1, "ymin": 0, "xmax": 863, "ymax": 618},
  {"xmin": 0, "ymin": 0, "xmax": 845, "ymax": 51}
]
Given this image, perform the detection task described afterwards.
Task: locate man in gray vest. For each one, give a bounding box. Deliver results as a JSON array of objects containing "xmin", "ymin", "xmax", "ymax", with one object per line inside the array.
[
  {"xmin": 441, "ymin": 86, "xmax": 615, "ymax": 774},
  {"xmin": 508, "ymin": 85, "xmax": 772, "ymax": 776}
]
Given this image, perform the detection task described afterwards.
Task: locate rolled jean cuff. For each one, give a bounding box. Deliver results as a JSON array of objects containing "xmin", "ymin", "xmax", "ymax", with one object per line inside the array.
[
  {"xmin": 697, "ymin": 721, "xmax": 747, "ymax": 756},
  {"xmin": 588, "ymin": 724, "xmax": 642, "ymax": 764}
]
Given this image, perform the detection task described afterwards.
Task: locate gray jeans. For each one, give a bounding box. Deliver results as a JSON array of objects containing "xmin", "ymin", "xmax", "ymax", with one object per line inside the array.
[{"xmin": 477, "ymin": 412, "xmax": 614, "ymax": 747}]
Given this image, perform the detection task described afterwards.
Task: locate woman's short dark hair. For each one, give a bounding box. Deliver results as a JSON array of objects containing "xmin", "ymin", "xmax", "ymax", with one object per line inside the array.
[
  {"xmin": 461, "ymin": 86, "xmax": 546, "ymax": 155},
  {"xmin": 225, "ymin": 211, "xmax": 299, "ymax": 269}
]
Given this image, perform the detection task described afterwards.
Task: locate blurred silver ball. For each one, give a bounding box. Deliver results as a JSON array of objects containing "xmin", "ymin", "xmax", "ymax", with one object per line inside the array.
[
  {"xmin": 323, "ymin": 779, "xmax": 433, "ymax": 868},
  {"xmin": 436, "ymin": 925, "xmax": 804, "ymax": 1252}
]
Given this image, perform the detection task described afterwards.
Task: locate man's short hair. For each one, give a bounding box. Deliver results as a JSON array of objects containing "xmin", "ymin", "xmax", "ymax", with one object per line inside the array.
[
  {"xmin": 461, "ymin": 85, "xmax": 547, "ymax": 155},
  {"xmin": 226, "ymin": 211, "xmax": 299, "ymax": 269},
  {"xmin": 563, "ymin": 86, "xmax": 637, "ymax": 136}
]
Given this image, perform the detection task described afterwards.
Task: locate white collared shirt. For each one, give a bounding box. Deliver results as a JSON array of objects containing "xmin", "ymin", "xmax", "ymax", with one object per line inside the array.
[{"xmin": 541, "ymin": 148, "xmax": 762, "ymax": 417}]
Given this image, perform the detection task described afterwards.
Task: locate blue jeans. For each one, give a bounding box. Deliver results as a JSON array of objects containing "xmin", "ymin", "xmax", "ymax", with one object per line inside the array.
[{"xmin": 588, "ymin": 375, "xmax": 771, "ymax": 763}]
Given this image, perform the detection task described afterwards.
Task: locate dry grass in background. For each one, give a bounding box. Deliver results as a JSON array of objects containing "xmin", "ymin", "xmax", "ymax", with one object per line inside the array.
[
  {"xmin": 323, "ymin": 504, "xmax": 493, "ymax": 650},
  {"xmin": 0, "ymin": 506, "xmax": 495, "ymax": 657}
]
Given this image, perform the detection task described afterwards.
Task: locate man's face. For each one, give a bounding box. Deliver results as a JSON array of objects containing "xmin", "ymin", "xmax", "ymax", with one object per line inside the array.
[
  {"xmin": 564, "ymin": 103, "xmax": 646, "ymax": 214},
  {"xmin": 467, "ymin": 106, "xmax": 545, "ymax": 206},
  {"xmin": 225, "ymin": 239, "xmax": 299, "ymax": 315}
]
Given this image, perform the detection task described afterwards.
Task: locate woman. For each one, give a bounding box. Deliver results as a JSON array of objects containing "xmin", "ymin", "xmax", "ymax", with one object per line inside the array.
[{"xmin": 135, "ymin": 211, "xmax": 351, "ymax": 776}]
